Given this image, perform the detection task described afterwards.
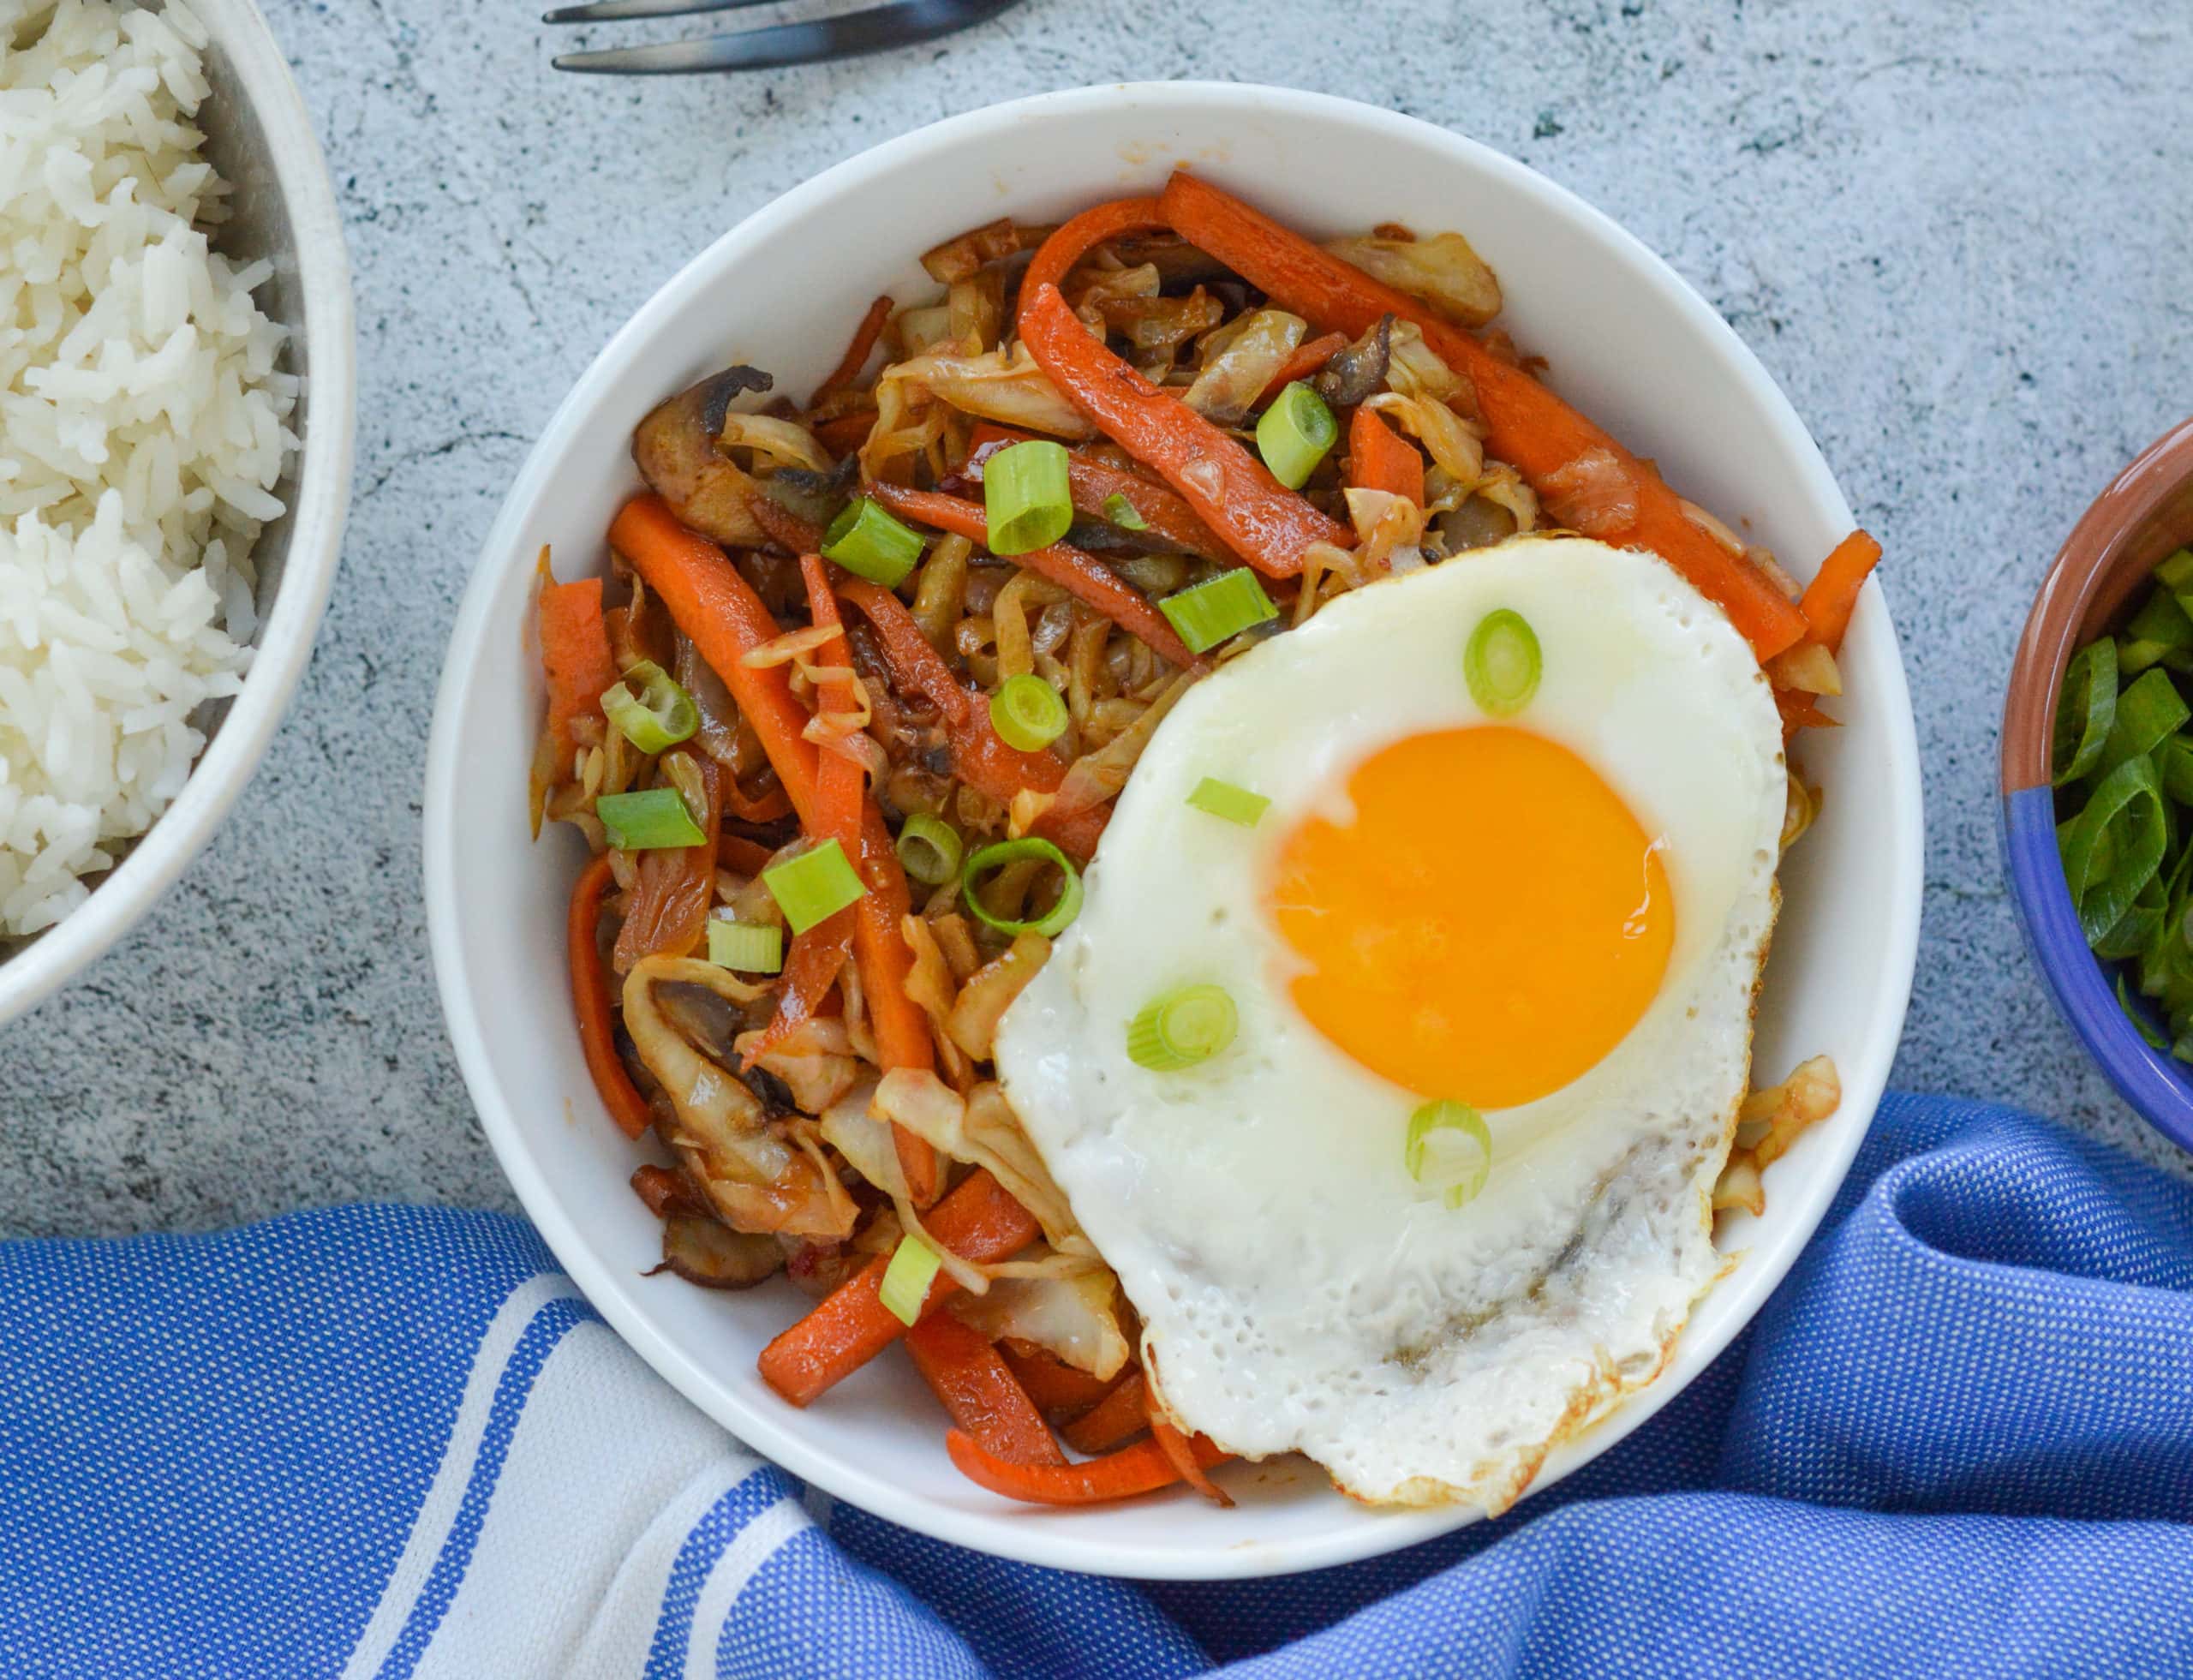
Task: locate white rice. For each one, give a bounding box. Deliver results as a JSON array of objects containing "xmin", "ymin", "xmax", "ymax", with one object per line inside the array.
[{"xmin": 0, "ymin": 0, "xmax": 295, "ymax": 936}]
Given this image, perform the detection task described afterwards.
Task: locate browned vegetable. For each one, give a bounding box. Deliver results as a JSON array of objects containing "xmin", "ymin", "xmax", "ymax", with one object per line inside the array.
[
  {"xmin": 650, "ymin": 1215, "xmax": 784, "ymax": 1290},
  {"xmin": 630, "ymin": 366, "xmax": 774, "ymax": 547}
]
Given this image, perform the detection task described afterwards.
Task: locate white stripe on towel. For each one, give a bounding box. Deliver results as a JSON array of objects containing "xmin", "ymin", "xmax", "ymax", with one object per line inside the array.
[
  {"xmin": 684, "ymin": 1498, "xmax": 811, "ymax": 1680},
  {"xmin": 566, "ymin": 1457, "xmax": 773, "ymax": 1679},
  {"xmin": 340, "ymin": 1275, "xmax": 588, "ymax": 1680},
  {"xmin": 411, "ymin": 1319, "xmax": 755, "ymax": 1680}
]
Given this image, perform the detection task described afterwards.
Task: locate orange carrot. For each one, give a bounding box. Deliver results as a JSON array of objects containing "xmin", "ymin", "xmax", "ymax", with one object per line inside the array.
[
  {"xmin": 610, "ymin": 496, "xmax": 827, "ymax": 825},
  {"xmin": 1799, "ymin": 529, "xmax": 1883, "ymax": 655},
  {"xmin": 999, "ymin": 1342, "xmax": 1117, "ymax": 1420},
  {"xmin": 1061, "ymin": 1370, "xmax": 1150, "ymax": 1456},
  {"xmin": 944, "ymin": 1427, "xmax": 1227, "ymax": 1507},
  {"xmin": 720, "ymin": 834, "xmax": 778, "ymax": 876},
  {"xmin": 1347, "ymin": 406, "xmax": 1425, "ymax": 508},
  {"xmin": 1019, "ymin": 282, "xmax": 1351, "ymax": 577},
  {"xmin": 1776, "ymin": 688, "xmax": 1840, "ymax": 738},
  {"xmin": 1159, "ymin": 170, "xmax": 1812, "ymax": 660},
  {"xmin": 830, "ymin": 575, "xmax": 972, "ymax": 726},
  {"xmin": 758, "ymin": 1169, "xmax": 1039, "ymax": 1406},
  {"xmin": 738, "ymin": 910, "xmax": 854, "ymax": 1068},
  {"xmin": 905, "ymin": 1312, "xmax": 1067, "ymax": 1468},
  {"xmin": 1144, "ymin": 1390, "xmax": 1232, "ymax": 1507},
  {"xmin": 800, "ymin": 554, "xmax": 939, "ymax": 1205},
  {"xmin": 722, "ymin": 779, "xmax": 794, "ymax": 825},
  {"xmin": 538, "ymin": 559, "xmax": 618, "ymax": 758},
  {"xmin": 814, "ymin": 411, "xmax": 877, "ymax": 458},
  {"xmin": 568, "ymin": 852, "xmax": 653, "ymax": 1140},
  {"xmin": 866, "ymin": 482, "xmax": 1198, "ymax": 669},
  {"xmin": 1017, "ymin": 197, "xmax": 1168, "ymax": 327},
  {"xmin": 1254, "ymin": 330, "xmax": 1349, "ymax": 410},
  {"xmin": 747, "ymin": 493, "xmax": 828, "ymax": 559},
  {"xmin": 813, "ymin": 294, "xmax": 893, "ymax": 399}
]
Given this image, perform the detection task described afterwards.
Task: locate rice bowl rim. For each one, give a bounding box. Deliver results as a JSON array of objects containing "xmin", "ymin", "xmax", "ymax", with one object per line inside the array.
[
  {"xmin": 0, "ymin": 0, "xmax": 356, "ymax": 1027},
  {"xmin": 425, "ymin": 82, "xmax": 1921, "ymax": 1578}
]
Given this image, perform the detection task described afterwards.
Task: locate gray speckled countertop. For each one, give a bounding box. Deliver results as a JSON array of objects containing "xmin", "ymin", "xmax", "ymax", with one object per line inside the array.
[{"xmin": 3, "ymin": 0, "xmax": 2189, "ymax": 1236}]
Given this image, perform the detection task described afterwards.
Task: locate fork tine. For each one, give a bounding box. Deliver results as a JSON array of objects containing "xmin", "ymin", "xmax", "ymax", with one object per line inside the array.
[
  {"xmin": 542, "ymin": 0, "xmax": 774, "ymax": 26},
  {"xmin": 552, "ymin": 0, "xmax": 1016, "ymax": 73}
]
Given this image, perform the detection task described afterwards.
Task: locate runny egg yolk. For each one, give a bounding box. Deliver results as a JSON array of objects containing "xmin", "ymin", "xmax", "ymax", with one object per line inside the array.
[{"xmin": 1266, "ymin": 726, "xmax": 1675, "ymax": 1110}]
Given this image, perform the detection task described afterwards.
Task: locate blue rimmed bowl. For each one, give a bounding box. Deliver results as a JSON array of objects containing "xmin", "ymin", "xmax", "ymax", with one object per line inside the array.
[{"xmin": 2002, "ymin": 416, "xmax": 2193, "ymax": 1151}]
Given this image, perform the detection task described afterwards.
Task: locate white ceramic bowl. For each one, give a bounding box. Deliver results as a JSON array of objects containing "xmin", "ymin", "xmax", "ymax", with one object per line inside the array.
[
  {"xmin": 425, "ymin": 82, "xmax": 1921, "ymax": 1579},
  {"xmin": 0, "ymin": 0, "xmax": 356, "ymax": 1025}
]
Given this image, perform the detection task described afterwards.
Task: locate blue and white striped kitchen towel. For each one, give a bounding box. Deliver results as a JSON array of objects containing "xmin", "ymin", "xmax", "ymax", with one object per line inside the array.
[{"xmin": 5, "ymin": 1091, "xmax": 2193, "ymax": 1678}]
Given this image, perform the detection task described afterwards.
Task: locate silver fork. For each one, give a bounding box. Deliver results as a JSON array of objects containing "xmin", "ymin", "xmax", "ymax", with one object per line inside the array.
[{"xmin": 545, "ymin": 0, "xmax": 1022, "ymax": 74}]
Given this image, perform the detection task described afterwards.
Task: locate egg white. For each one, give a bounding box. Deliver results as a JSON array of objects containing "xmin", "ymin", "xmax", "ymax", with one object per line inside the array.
[{"xmin": 993, "ymin": 535, "xmax": 1788, "ymax": 1510}]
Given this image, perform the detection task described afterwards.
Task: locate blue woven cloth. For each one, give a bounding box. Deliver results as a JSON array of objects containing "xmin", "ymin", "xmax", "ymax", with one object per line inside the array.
[{"xmin": 4, "ymin": 1091, "xmax": 2191, "ymax": 1677}]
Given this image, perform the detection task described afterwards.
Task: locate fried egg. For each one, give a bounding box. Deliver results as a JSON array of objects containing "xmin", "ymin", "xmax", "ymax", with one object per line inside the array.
[{"xmin": 993, "ymin": 535, "xmax": 1787, "ymax": 1510}]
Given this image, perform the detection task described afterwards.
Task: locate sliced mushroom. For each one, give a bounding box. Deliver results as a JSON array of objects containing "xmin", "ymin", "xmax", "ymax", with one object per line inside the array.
[
  {"xmin": 631, "ymin": 366, "xmax": 774, "ymax": 547},
  {"xmin": 651, "ymin": 1215, "xmax": 784, "ymax": 1289}
]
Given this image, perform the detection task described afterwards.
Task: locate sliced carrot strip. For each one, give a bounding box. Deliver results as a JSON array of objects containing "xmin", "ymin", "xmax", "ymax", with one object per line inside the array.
[
  {"xmin": 999, "ymin": 1342, "xmax": 1117, "ymax": 1420},
  {"xmin": 1144, "ymin": 1390, "xmax": 1232, "ymax": 1508},
  {"xmin": 722, "ymin": 777, "xmax": 794, "ymax": 824},
  {"xmin": 1017, "ymin": 197, "xmax": 1168, "ymax": 327},
  {"xmin": 830, "ymin": 576, "xmax": 971, "ymax": 726},
  {"xmin": 738, "ymin": 909, "xmax": 853, "ymax": 1067},
  {"xmin": 758, "ymin": 1169, "xmax": 1038, "ymax": 1406},
  {"xmin": 1799, "ymin": 529, "xmax": 1883, "ymax": 655},
  {"xmin": 964, "ymin": 421, "xmax": 1236, "ymax": 566},
  {"xmin": 1776, "ymin": 687, "xmax": 1840, "ymax": 738},
  {"xmin": 748, "ymin": 492, "xmax": 827, "ymax": 558},
  {"xmin": 866, "ymin": 482, "xmax": 1198, "ymax": 669},
  {"xmin": 905, "ymin": 1312, "xmax": 1066, "ymax": 1468},
  {"xmin": 1254, "ymin": 330, "xmax": 1349, "ymax": 410},
  {"xmin": 814, "ymin": 294, "xmax": 893, "ymax": 398},
  {"xmin": 1061, "ymin": 1370, "xmax": 1150, "ymax": 1456},
  {"xmin": 1347, "ymin": 406, "xmax": 1425, "ymax": 509},
  {"xmin": 1019, "ymin": 282, "xmax": 1351, "ymax": 578},
  {"xmin": 1158, "ymin": 170, "xmax": 1811, "ymax": 660},
  {"xmin": 539, "ymin": 562, "xmax": 618, "ymax": 759},
  {"xmin": 569, "ymin": 852, "xmax": 653, "ymax": 1140},
  {"xmin": 815, "ymin": 410, "xmax": 878, "ymax": 458},
  {"xmin": 944, "ymin": 1427, "xmax": 1228, "ymax": 1507},
  {"xmin": 800, "ymin": 555, "xmax": 939, "ymax": 1205},
  {"xmin": 720, "ymin": 834, "xmax": 777, "ymax": 876}
]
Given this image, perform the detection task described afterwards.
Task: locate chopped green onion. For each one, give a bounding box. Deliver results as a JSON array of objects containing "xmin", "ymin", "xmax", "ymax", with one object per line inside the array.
[
  {"xmin": 1255, "ymin": 380, "xmax": 1338, "ymax": 489},
  {"xmin": 878, "ymin": 1234, "xmax": 942, "ymax": 1327},
  {"xmin": 961, "ymin": 836, "xmax": 1083, "ymax": 937},
  {"xmin": 983, "ymin": 439, "xmax": 1073, "ymax": 557},
  {"xmin": 597, "ymin": 787, "xmax": 706, "ymax": 852},
  {"xmin": 708, "ymin": 916, "xmax": 784, "ymax": 974},
  {"xmin": 1404, "ymin": 1100, "xmax": 1493, "ymax": 1209},
  {"xmin": 2159, "ymin": 734, "xmax": 2193, "ymax": 805},
  {"xmin": 1158, "ymin": 569, "xmax": 1278, "ymax": 655},
  {"xmin": 990, "ymin": 673, "xmax": 1068, "ymax": 751},
  {"xmin": 2097, "ymin": 667, "xmax": 2190, "ymax": 778},
  {"xmin": 2160, "ymin": 547, "xmax": 2193, "ymax": 591},
  {"xmin": 1465, "ymin": 608, "xmax": 1543, "ymax": 717},
  {"xmin": 822, "ymin": 497, "xmax": 924, "ymax": 588},
  {"xmin": 1126, "ymin": 983, "xmax": 1238, "ymax": 1071},
  {"xmin": 2123, "ymin": 589, "xmax": 2193, "ymax": 654},
  {"xmin": 601, "ymin": 660, "xmax": 699, "ymax": 754},
  {"xmin": 1102, "ymin": 492, "xmax": 1150, "ymax": 531},
  {"xmin": 2059, "ymin": 753, "xmax": 2168, "ymax": 946},
  {"xmin": 894, "ymin": 812, "xmax": 964, "ymax": 887},
  {"xmin": 762, "ymin": 839, "xmax": 868, "ymax": 934},
  {"xmin": 2052, "ymin": 639, "xmax": 2118, "ymax": 786},
  {"xmin": 1186, "ymin": 777, "xmax": 1270, "ymax": 828}
]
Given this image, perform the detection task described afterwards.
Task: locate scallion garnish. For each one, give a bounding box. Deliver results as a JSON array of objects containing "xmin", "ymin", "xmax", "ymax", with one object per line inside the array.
[
  {"xmin": 762, "ymin": 839, "xmax": 868, "ymax": 934},
  {"xmin": 1126, "ymin": 983, "xmax": 1237, "ymax": 1071},
  {"xmin": 600, "ymin": 660, "xmax": 699, "ymax": 755},
  {"xmin": 707, "ymin": 916, "xmax": 784, "ymax": 975},
  {"xmin": 2053, "ymin": 639, "xmax": 2117, "ymax": 786},
  {"xmin": 1158, "ymin": 569, "xmax": 1278, "ymax": 655},
  {"xmin": 990, "ymin": 673, "xmax": 1068, "ymax": 752},
  {"xmin": 1464, "ymin": 608, "xmax": 1542, "ymax": 717},
  {"xmin": 1102, "ymin": 492, "xmax": 1150, "ymax": 532},
  {"xmin": 2096, "ymin": 667, "xmax": 2190, "ymax": 779},
  {"xmin": 961, "ymin": 836, "xmax": 1083, "ymax": 937},
  {"xmin": 1255, "ymin": 380, "xmax": 1337, "ymax": 489},
  {"xmin": 1404, "ymin": 1100, "xmax": 1492, "ymax": 1209},
  {"xmin": 822, "ymin": 497, "xmax": 925, "ymax": 588},
  {"xmin": 983, "ymin": 439, "xmax": 1073, "ymax": 557},
  {"xmin": 878, "ymin": 1234, "xmax": 942, "ymax": 1327},
  {"xmin": 895, "ymin": 812, "xmax": 963, "ymax": 887},
  {"xmin": 1186, "ymin": 777, "xmax": 1270, "ymax": 828},
  {"xmin": 596, "ymin": 786, "xmax": 706, "ymax": 851}
]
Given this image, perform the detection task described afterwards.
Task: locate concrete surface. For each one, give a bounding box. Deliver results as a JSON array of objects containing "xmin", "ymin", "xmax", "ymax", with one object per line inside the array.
[{"xmin": 3, "ymin": 0, "xmax": 2190, "ymax": 1236}]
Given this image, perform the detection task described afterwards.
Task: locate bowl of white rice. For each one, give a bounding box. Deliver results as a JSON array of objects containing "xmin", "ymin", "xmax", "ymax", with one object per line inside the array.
[{"xmin": 0, "ymin": 0, "xmax": 353, "ymax": 1024}]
